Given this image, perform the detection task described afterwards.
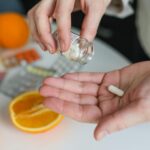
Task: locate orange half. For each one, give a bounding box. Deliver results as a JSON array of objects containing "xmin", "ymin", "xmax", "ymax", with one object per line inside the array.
[{"xmin": 9, "ymin": 91, "xmax": 64, "ymax": 133}]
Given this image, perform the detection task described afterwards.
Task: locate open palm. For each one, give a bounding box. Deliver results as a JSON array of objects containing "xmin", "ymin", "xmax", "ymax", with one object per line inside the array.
[{"xmin": 40, "ymin": 61, "xmax": 150, "ymax": 140}]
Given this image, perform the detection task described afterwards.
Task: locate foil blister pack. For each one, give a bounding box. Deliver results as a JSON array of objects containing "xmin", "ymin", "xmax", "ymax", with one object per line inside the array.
[{"xmin": 0, "ymin": 55, "xmax": 82, "ymax": 98}]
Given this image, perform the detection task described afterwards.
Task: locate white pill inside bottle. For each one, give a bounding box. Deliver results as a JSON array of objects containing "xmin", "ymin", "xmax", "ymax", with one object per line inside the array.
[{"xmin": 53, "ymin": 31, "xmax": 94, "ymax": 64}]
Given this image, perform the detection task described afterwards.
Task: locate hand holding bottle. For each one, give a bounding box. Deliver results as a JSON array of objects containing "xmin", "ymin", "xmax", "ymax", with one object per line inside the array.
[{"xmin": 28, "ymin": 0, "xmax": 111, "ymax": 53}]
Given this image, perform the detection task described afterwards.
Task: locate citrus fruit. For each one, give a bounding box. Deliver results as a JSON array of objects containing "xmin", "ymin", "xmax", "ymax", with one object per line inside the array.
[
  {"xmin": 0, "ymin": 12, "xmax": 30, "ymax": 49},
  {"xmin": 9, "ymin": 91, "xmax": 64, "ymax": 133}
]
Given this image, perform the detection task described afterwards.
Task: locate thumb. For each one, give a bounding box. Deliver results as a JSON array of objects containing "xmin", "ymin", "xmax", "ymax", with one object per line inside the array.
[{"xmin": 94, "ymin": 102, "xmax": 146, "ymax": 141}]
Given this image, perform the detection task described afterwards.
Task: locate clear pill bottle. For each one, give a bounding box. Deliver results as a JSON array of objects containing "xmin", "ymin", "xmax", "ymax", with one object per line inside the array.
[{"xmin": 53, "ymin": 31, "xmax": 94, "ymax": 64}]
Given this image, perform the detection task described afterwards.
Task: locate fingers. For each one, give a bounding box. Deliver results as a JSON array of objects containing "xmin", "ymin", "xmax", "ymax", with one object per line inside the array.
[
  {"xmin": 63, "ymin": 72, "xmax": 105, "ymax": 84},
  {"xmin": 54, "ymin": 0, "xmax": 75, "ymax": 51},
  {"xmin": 28, "ymin": 4, "xmax": 47, "ymax": 50},
  {"xmin": 43, "ymin": 97, "xmax": 101, "ymax": 122},
  {"xmin": 43, "ymin": 77, "xmax": 99, "ymax": 96},
  {"xmin": 28, "ymin": 0, "xmax": 56, "ymax": 53},
  {"xmin": 94, "ymin": 101, "xmax": 146, "ymax": 141},
  {"xmin": 80, "ymin": 1, "xmax": 108, "ymax": 41},
  {"xmin": 40, "ymin": 85, "xmax": 98, "ymax": 105}
]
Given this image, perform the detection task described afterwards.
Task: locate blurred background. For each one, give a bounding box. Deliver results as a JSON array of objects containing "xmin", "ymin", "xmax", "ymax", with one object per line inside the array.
[{"xmin": 0, "ymin": 0, "xmax": 149, "ymax": 63}]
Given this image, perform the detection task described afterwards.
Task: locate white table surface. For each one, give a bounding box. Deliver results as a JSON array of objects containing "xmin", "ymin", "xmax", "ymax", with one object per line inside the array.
[{"xmin": 0, "ymin": 36, "xmax": 150, "ymax": 150}]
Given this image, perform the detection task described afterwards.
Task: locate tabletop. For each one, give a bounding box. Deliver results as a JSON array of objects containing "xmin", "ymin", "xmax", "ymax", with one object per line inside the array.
[{"xmin": 0, "ymin": 35, "xmax": 150, "ymax": 150}]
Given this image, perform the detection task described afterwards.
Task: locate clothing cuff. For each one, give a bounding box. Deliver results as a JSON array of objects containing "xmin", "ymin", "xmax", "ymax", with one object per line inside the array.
[{"xmin": 106, "ymin": 0, "xmax": 134, "ymax": 18}]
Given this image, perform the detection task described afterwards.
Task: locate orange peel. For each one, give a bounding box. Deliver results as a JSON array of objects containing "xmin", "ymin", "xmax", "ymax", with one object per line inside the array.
[{"xmin": 9, "ymin": 91, "xmax": 64, "ymax": 133}]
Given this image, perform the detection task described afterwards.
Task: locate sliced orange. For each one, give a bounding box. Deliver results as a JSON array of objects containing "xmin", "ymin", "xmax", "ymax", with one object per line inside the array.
[{"xmin": 9, "ymin": 91, "xmax": 64, "ymax": 133}]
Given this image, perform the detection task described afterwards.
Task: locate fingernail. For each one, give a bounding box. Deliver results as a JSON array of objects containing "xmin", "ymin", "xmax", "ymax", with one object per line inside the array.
[
  {"xmin": 46, "ymin": 44, "xmax": 54, "ymax": 53},
  {"xmin": 97, "ymin": 131, "xmax": 108, "ymax": 141},
  {"xmin": 48, "ymin": 50, "xmax": 55, "ymax": 54}
]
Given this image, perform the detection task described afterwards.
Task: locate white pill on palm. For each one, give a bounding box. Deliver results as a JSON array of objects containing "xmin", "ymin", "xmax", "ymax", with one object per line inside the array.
[{"xmin": 108, "ymin": 85, "xmax": 124, "ymax": 97}]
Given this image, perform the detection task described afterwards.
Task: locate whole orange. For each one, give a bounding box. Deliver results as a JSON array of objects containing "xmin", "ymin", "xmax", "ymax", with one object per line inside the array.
[{"xmin": 0, "ymin": 12, "xmax": 30, "ymax": 49}]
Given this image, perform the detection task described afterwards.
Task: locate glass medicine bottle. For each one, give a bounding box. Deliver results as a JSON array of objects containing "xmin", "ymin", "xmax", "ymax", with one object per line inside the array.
[{"xmin": 53, "ymin": 31, "xmax": 94, "ymax": 64}]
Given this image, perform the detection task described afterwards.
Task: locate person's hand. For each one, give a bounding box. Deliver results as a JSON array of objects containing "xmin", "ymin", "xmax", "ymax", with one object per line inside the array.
[
  {"xmin": 27, "ymin": 0, "xmax": 111, "ymax": 53},
  {"xmin": 40, "ymin": 61, "xmax": 150, "ymax": 140}
]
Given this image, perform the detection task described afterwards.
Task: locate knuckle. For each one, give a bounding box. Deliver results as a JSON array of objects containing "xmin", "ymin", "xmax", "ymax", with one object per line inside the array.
[
  {"xmin": 55, "ymin": 7, "xmax": 71, "ymax": 18},
  {"xmin": 57, "ymin": 28, "xmax": 64, "ymax": 35},
  {"xmin": 35, "ymin": 6, "xmax": 42, "ymax": 16},
  {"xmin": 54, "ymin": 9, "xmax": 62, "ymax": 18},
  {"xmin": 95, "ymin": 1, "xmax": 105, "ymax": 12},
  {"xmin": 88, "ymin": 2, "xmax": 104, "ymax": 15},
  {"xmin": 34, "ymin": 7, "xmax": 44, "ymax": 21}
]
